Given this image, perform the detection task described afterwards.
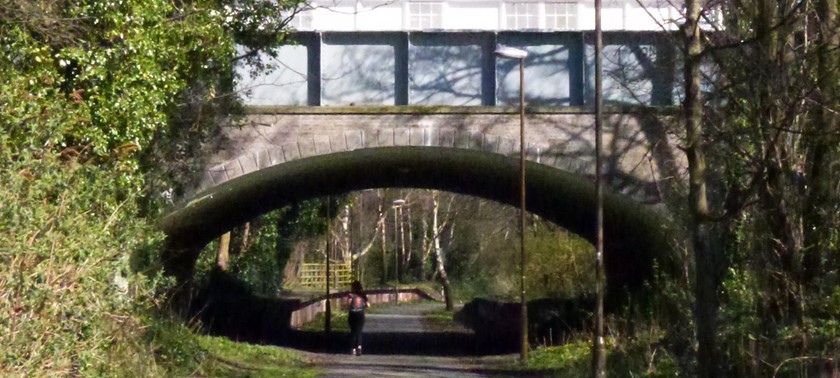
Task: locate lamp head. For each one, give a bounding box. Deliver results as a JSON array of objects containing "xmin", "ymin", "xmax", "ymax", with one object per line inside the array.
[{"xmin": 494, "ymin": 45, "xmax": 528, "ymax": 59}]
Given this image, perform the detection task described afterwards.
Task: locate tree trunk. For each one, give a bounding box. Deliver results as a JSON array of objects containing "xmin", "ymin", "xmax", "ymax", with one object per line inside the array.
[
  {"xmin": 683, "ymin": 0, "xmax": 720, "ymax": 375},
  {"xmin": 393, "ymin": 207, "xmax": 402, "ymax": 283},
  {"xmin": 419, "ymin": 216, "xmax": 429, "ymax": 281},
  {"xmin": 432, "ymin": 191, "xmax": 454, "ymax": 310},
  {"xmin": 355, "ymin": 199, "xmax": 363, "ymax": 279},
  {"xmin": 355, "ymin": 211, "xmax": 387, "ymax": 259},
  {"xmin": 405, "ymin": 206, "xmax": 413, "ymax": 278},
  {"xmin": 238, "ymin": 222, "xmax": 250, "ymax": 255},
  {"xmin": 754, "ymin": 0, "xmax": 803, "ymax": 323},
  {"xmin": 804, "ymin": 0, "xmax": 839, "ymax": 282},
  {"xmin": 340, "ymin": 203, "xmax": 352, "ymax": 263},
  {"xmin": 379, "ymin": 198, "xmax": 388, "ymax": 286},
  {"xmin": 217, "ymin": 231, "xmax": 231, "ymax": 271},
  {"xmin": 398, "ymin": 205, "xmax": 408, "ymax": 282}
]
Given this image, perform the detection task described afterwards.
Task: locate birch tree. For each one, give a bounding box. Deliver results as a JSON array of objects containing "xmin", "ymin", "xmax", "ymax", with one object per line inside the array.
[
  {"xmin": 217, "ymin": 231, "xmax": 232, "ymax": 271},
  {"xmin": 430, "ymin": 190, "xmax": 455, "ymax": 310},
  {"xmin": 420, "ymin": 215, "xmax": 430, "ymax": 281},
  {"xmin": 238, "ymin": 222, "xmax": 251, "ymax": 254},
  {"xmin": 379, "ymin": 195, "xmax": 389, "ymax": 285}
]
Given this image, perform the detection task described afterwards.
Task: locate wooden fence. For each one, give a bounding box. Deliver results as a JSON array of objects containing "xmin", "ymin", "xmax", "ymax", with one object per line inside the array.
[{"xmin": 298, "ymin": 260, "xmax": 352, "ymax": 288}]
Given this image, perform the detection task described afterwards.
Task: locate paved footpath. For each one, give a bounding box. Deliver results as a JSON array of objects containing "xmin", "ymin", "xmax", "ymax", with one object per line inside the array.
[{"xmin": 309, "ymin": 302, "xmax": 521, "ymax": 377}]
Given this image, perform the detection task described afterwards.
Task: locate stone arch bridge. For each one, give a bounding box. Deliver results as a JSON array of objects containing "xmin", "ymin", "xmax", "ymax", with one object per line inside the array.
[
  {"xmin": 161, "ymin": 105, "xmax": 683, "ymax": 298},
  {"xmin": 194, "ymin": 106, "xmax": 678, "ymax": 200}
]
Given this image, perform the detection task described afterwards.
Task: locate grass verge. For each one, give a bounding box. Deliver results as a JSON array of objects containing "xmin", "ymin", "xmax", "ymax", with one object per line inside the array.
[
  {"xmin": 512, "ymin": 329, "xmax": 681, "ymax": 377},
  {"xmin": 192, "ymin": 335, "xmax": 319, "ymax": 377},
  {"xmin": 299, "ymin": 310, "xmax": 351, "ymax": 333}
]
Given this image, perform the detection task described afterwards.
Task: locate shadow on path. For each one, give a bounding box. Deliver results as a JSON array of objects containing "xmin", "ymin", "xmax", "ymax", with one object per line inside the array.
[
  {"xmin": 313, "ymin": 355, "xmax": 551, "ymax": 378},
  {"xmin": 279, "ymin": 329, "xmax": 516, "ymax": 356},
  {"xmin": 185, "ymin": 273, "xmax": 516, "ymax": 356}
]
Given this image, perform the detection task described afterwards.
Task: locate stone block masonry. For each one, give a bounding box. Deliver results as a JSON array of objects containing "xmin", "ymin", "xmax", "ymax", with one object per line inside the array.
[{"xmin": 196, "ymin": 106, "xmax": 681, "ymax": 205}]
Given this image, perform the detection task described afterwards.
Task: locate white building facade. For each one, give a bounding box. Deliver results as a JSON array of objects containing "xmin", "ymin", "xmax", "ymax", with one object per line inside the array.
[
  {"xmin": 289, "ymin": 0, "xmax": 683, "ymax": 32},
  {"xmin": 238, "ymin": 1, "xmax": 699, "ymax": 107}
]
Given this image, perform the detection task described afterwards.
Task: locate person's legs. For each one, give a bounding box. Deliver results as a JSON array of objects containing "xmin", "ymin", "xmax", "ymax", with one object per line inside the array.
[
  {"xmin": 355, "ymin": 314, "xmax": 365, "ymax": 352},
  {"xmin": 348, "ymin": 312, "xmax": 365, "ymax": 355},
  {"xmin": 348, "ymin": 312, "xmax": 363, "ymax": 355}
]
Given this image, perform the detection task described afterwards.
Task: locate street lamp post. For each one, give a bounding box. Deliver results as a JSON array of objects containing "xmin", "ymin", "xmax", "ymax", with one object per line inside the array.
[
  {"xmin": 325, "ymin": 196, "xmax": 332, "ymax": 335},
  {"xmin": 593, "ymin": 0, "xmax": 607, "ymax": 376},
  {"xmin": 494, "ymin": 45, "xmax": 529, "ymax": 362}
]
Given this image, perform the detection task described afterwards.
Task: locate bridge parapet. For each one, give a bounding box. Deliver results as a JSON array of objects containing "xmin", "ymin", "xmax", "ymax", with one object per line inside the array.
[{"xmin": 195, "ymin": 106, "xmax": 680, "ymax": 204}]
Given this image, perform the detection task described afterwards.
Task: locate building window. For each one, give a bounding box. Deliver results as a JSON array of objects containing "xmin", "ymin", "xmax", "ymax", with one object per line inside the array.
[
  {"xmin": 409, "ymin": 2, "xmax": 442, "ymax": 29},
  {"xmin": 288, "ymin": 7, "xmax": 314, "ymax": 30},
  {"xmin": 544, "ymin": 2, "xmax": 575, "ymax": 30},
  {"xmin": 505, "ymin": 2, "xmax": 539, "ymax": 29}
]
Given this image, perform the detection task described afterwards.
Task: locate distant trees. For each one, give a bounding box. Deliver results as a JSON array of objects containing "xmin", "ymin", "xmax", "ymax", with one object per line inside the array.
[
  {"xmin": 209, "ymin": 186, "xmax": 594, "ymax": 316},
  {"xmin": 335, "ymin": 189, "xmax": 593, "ymax": 303}
]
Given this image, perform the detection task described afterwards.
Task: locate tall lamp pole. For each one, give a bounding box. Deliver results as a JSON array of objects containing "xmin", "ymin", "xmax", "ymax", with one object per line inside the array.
[
  {"xmin": 494, "ymin": 45, "xmax": 529, "ymax": 362},
  {"xmin": 593, "ymin": 0, "xmax": 607, "ymax": 375},
  {"xmin": 325, "ymin": 196, "xmax": 332, "ymax": 335}
]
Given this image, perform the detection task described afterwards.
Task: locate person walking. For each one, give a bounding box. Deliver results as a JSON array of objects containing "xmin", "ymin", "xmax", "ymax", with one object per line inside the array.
[{"xmin": 346, "ymin": 280, "xmax": 369, "ymax": 356}]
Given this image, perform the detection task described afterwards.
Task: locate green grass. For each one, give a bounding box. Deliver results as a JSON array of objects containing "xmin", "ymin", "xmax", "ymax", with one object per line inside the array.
[
  {"xmin": 513, "ymin": 331, "xmax": 681, "ymax": 377},
  {"xmin": 299, "ymin": 310, "xmax": 351, "ymax": 332},
  {"xmin": 192, "ymin": 335, "xmax": 319, "ymax": 377},
  {"xmin": 524, "ymin": 341, "xmax": 592, "ymax": 377},
  {"xmin": 419, "ymin": 306, "xmax": 461, "ymax": 331},
  {"xmin": 421, "ymin": 304, "xmax": 456, "ymax": 318}
]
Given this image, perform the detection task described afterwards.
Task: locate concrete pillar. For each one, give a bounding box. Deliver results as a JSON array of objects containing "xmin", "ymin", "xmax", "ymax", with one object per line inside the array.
[
  {"xmin": 308, "ymin": 32, "xmax": 322, "ymax": 106},
  {"xmin": 571, "ymin": 32, "xmax": 586, "ymax": 106},
  {"xmin": 395, "ymin": 32, "xmax": 410, "ymax": 105},
  {"xmin": 482, "ymin": 32, "xmax": 498, "ymax": 106}
]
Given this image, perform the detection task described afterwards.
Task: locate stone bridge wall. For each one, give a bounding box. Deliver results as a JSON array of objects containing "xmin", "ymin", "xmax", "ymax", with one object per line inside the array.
[{"xmin": 198, "ymin": 106, "xmax": 678, "ymax": 204}]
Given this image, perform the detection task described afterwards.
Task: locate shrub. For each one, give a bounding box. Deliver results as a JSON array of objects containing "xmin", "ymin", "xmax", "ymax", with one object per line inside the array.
[{"xmin": 0, "ymin": 152, "xmax": 169, "ymax": 376}]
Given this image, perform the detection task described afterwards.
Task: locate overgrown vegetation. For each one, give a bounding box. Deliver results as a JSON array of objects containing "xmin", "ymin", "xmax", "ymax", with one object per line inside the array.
[
  {"xmin": 679, "ymin": 0, "xmax": 840, "ymax": 375},
  {"xmin": 3, "ymin": 0, "xmax": 839, "ymax": 375},
  {"xmin": 0, "ymin": 145, "xmax": 169, "ymax": 375},
  {"xmin": 0, "ymin": 0, "xmax": 306, "ymax": 375},
  {"xmin": 522, "ymin": 329, "xmax": 681, "ymax": 378},
  {"xmin": 194, "ymin": 335, "xmax": 319, "ymax": 377}
]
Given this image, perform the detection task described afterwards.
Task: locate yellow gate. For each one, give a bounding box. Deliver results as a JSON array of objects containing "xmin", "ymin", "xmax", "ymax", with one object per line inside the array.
[{"xmin": 298, "ymin": 260, "xmax": 352, "ymax": 288}]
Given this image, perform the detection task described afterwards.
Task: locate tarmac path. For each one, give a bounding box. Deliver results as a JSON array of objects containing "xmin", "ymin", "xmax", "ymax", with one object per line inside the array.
[{"xmin": 309, "ymin": 302, "xmax": 525, "ymax": 377}]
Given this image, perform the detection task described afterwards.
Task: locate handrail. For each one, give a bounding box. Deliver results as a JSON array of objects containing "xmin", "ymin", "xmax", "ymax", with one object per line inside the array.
[{"xmin": 289, "ymin": 287, "xmax": 439, "ymax": 328}]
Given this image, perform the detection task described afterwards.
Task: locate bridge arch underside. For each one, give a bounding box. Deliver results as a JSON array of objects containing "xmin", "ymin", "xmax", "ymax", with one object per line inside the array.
[{"xmin": 162, "ymin": 146, "xmax": 674, "ymax": 301}]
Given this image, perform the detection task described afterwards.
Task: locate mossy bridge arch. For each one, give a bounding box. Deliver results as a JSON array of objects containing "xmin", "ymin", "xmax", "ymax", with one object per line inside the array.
[{"xmin": 160, "ymin": 106, "xmax": 682, "ymax": 298}]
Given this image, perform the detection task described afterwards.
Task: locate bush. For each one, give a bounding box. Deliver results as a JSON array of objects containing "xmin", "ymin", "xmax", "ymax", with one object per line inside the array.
[
  {"xmin": 0, "ymin": 153, "xmax": 169, "ymax": 376},
  {"xmin": 523, "ymin": 328, "xmax": 681, "ymax": 377}
]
